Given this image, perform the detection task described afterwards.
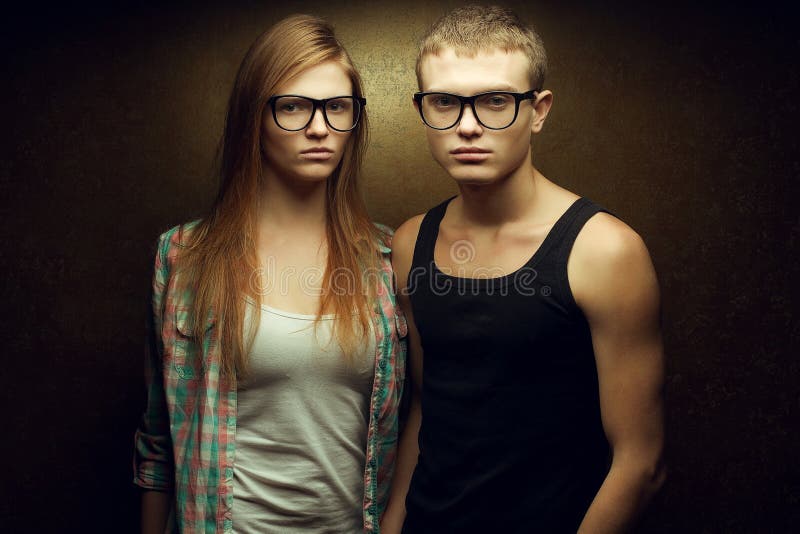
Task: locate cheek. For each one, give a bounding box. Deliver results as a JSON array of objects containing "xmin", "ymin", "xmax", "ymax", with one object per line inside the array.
[
  {"xmin": 261, "ymin": 136, "xmax": 293, "ymax": 174},
  {"xmin": 334, "ymin": 131, "xmax": 352, "ymax": 151},
  {"xmin": 327, "ymin": 133, "xmax": 352, "ymax": 168},
  {"xmin": 261, "ymin": 125, "xmax": 276, "ymax": 153},
  {"xmin": 426, "ymin": 130, "xmax": 449, "ymax": 154},
  {"xmin": 262, "ymin": 127, "xmax": 295, "ymax": 159},
  {"xmin": 505, "ymin": 123, "xmax": 533, "ymax": 153}
]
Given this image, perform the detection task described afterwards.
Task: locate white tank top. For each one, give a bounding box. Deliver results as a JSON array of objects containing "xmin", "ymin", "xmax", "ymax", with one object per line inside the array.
[{"xmin": 233, "ymin": 302, "xmax": 376, "ymax": 533}]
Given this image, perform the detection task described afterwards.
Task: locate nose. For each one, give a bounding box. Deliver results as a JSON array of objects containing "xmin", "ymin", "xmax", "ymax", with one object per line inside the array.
[
  {"xmin": 305, "ymin": 107, "xmax": 329, "ymax": 138},
  {"xmin": 456, "ymin": 104, "xmax": 482, "ymax": 138}
]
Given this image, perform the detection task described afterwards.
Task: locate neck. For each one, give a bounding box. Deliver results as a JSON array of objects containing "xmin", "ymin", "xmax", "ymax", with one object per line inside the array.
[
  {"xmin": 455, "ymin": 161, "xmax": 542, "ymax": 227},
  {"xmin": 258, "ymin": 169, "xmax": 328, "ymax": 233}
]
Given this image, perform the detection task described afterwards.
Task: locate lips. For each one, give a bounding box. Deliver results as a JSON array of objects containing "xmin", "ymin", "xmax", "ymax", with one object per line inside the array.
[
  {"xmin": 450, "ymin": 146, "xmax": 491, "ymax": 162},
  {"xmin": 300, "ymin": 147, "xmax": 335, "ymax": 161},
  {"xmin": 451, "ymin": 147, "xmax": 490, "ymax": 154}
]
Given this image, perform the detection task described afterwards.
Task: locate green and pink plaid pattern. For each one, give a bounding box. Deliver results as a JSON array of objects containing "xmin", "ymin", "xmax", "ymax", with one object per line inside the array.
[{"xmin": 134, "ymin": 222, "xmax": 407, "ymax": 533}]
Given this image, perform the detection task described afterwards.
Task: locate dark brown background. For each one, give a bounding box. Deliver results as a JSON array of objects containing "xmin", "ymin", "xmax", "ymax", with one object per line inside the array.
[{"xmin": 2, "ymin": 1, "xmax": 797, "ymax": 532}]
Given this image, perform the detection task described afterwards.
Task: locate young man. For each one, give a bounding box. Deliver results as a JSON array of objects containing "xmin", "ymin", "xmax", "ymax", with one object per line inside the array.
[{"xmin": 381, "ymin": 6, "xmax": 666, "ymax": 534}]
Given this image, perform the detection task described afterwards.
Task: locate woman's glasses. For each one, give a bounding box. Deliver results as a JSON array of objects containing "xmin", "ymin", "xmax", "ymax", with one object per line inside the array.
[{"xmin": 268, "ymin": 95, "xmax": 366, "ymax": 132}]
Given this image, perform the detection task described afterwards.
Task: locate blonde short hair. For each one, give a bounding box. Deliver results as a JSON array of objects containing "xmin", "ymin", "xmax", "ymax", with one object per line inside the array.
[{"xmin": 415, "ymin": 5, "xmax": 547, "ymax": 90}]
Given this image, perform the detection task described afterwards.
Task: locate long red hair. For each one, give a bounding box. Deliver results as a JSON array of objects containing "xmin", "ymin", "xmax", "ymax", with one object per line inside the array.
[{"xmin": 177, "ymin": 14, "xmax": 382, "ymax": 382}]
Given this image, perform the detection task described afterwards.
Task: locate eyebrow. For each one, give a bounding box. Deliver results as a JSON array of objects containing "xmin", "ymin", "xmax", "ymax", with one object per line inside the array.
[{"xmin": 424, "ymin": 84, "xmax": 522, "ymax": 94}]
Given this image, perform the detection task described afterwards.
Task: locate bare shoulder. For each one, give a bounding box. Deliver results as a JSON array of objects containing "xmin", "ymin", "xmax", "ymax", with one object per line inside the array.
[
  {"xmin": 392, "ymin": 214, "xmax": 425, "ymax": 286},
  {"xmin": 573, "ymin": 212, "xmax": 652, "ymax": 270},
  {"xmin": 570, "ymin": 212, "xmax": 659, "ymax": 312},
  {"xmin": 392, "ymin": 214, "xmax": 425, "ymax": 262}
]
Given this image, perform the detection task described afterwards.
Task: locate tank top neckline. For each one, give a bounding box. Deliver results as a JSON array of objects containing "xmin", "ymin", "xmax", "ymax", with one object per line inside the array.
[
  {"xmin": 244, "ymin": 296, "xmax": 336, "ymax": 321},
  {"xmin": 427, "ymin": 196, "xmax": 590, "ymax": 287}
]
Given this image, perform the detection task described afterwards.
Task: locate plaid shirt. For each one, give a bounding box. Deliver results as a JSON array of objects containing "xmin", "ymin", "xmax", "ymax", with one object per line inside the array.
[{"xmin": 133, "ymin": 223, "xmax": 408, "ymax": 533}]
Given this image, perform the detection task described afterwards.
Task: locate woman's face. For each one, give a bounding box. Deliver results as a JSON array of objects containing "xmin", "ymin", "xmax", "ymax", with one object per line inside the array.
[{"xmin": 261, "ymin": 60, "xmax": 355, "ymax": 185}]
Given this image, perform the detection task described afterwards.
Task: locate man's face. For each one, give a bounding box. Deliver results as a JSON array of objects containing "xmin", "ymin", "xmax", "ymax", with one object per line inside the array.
[{"xmin": 417, "ymin": 47, "xmax": 548, "ymax": 186}]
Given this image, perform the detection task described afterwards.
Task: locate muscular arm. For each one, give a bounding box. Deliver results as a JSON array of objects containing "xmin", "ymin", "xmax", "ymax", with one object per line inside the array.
[
  {"xmin": 570, "ymin": 214, "xmax": 667, "ymax": 534},
  {"xmin": 381, "ymin": 216, "xmax": 425, "ymax": 534}
]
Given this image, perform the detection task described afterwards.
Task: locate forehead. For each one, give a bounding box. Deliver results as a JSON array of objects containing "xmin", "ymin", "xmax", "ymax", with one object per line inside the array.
[
  {"xmin": 274, "ymin": 60, "xmax": 352, "ymax": 97},
  {"xmin": 419, "ymin": 47, "xmax": 529, "ymax": 93}
]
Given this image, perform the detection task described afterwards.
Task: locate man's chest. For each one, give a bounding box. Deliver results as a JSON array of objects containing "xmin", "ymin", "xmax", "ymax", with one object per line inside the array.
[{"xmin": 432, "ymin": 222, "xmax": 553, "ymax": 278}]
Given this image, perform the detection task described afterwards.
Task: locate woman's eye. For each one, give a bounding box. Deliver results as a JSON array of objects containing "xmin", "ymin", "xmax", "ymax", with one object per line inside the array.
[
  {"xmin": 327, "ymin": 99, "xmax": 352, "ymax": 113},
  {"xmin": 278, "ymin": 99, "xmax": 309, "ymax": 113}
]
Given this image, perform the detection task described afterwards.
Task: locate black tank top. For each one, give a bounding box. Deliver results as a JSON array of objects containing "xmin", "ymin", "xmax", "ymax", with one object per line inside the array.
[{"xmin": 403, "ymin": 197, "xmax": 611, "ymax": 534}]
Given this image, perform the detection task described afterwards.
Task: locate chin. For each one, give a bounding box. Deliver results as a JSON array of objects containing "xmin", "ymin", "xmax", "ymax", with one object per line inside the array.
[
  {"xmin": 446, "ymin": 165, "xmax": 502, "ymax": 186},
  {"xmin": 291, "ymin": 164, "xmax": 338, "ymax": 182}
]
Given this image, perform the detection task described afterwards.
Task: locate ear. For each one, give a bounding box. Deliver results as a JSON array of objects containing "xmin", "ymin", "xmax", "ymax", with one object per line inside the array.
[{"xmin": 531, "ymin": 90, "xmax": 553, "ymax": 134}]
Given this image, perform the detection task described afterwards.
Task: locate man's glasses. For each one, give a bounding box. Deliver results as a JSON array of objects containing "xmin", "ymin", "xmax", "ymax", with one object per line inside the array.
[
  {"xmin": 413, "ymin": 90, "xmax": 538, "ymax": 130},
  {"xmin": 268, "ymin": 95, "xmax": 366, "ymax": 132}
]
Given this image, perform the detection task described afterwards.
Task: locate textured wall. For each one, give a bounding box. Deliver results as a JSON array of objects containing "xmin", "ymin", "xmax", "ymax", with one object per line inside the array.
[{"xmin": 2, "ymin": 1, "xmax": 797, "ymax": 532}]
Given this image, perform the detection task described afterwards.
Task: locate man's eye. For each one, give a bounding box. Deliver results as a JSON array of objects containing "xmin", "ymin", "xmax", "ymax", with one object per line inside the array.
[
  {"xmin": 434, "ymin": 96, "xmax": 456, "ymax": 107},
  {"xmin": 483, "ymin": 95, "xmax": 511, "ymax": 108}
]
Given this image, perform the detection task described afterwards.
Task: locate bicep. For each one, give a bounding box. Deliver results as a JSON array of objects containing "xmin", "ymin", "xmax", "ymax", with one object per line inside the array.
[
  {"xmin": 592, "ymin": 313, "xmax": 664, "ymax": 460},
  {"xmin": 573, "ymin": 225, "xmax": 665, "ymax": 457}
]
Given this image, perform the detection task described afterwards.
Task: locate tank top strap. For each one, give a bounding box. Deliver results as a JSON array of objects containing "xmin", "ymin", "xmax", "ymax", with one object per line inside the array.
[
  {"xmin": 549, "ymin": 197, "xmax": 611, "ymax": 266},
  {"xmin": 410, "ymin": 196, "xmax": 455, "ymax": 270}
]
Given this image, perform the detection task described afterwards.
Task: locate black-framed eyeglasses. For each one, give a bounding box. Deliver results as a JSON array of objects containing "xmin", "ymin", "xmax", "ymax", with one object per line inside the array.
[
  {"xmin": 413, "ymin": 90, "xmax": 538, "ymax": 130},
  {"xmin": 268, "ymin": 94, "xmax": 366, "ymax": 132}
]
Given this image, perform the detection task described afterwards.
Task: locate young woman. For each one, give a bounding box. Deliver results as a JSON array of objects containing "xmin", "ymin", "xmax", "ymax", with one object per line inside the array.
[{"xmin": 133, "ymin": 15, "xmax": 407, "ymax": 533}]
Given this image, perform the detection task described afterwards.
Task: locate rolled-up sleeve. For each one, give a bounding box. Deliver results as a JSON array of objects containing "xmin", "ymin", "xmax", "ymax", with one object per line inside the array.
[{"xmin": 133, "ymin": 232, "xmax": 174, "ymax": 491}]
